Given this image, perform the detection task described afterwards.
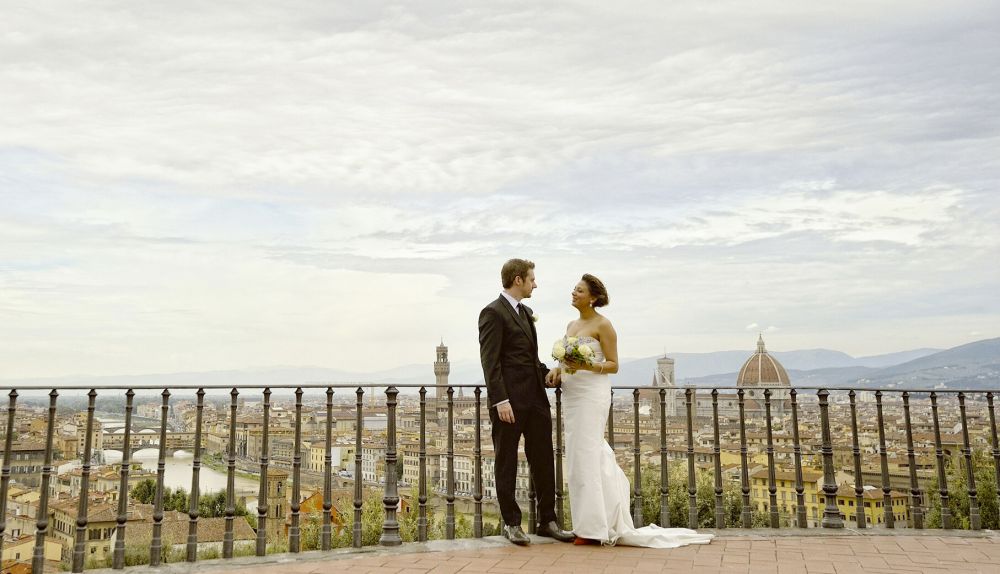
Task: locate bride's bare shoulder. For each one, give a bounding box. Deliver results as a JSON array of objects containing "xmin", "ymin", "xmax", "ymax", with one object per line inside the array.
[{"xmin": 597, "ymin": 315, "xmax": 617, "ymax": 334}]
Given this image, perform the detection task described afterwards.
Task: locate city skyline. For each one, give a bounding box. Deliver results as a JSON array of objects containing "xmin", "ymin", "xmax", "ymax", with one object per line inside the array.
[{"xmin": 3, "ymin": 1, "xmax": 999, "ymax": 379}]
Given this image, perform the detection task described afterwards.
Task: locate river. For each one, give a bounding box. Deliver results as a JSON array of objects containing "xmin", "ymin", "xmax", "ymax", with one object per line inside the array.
[{"xmin": 103, "ymin": 448, "xmax": 260, "ymax": 510}]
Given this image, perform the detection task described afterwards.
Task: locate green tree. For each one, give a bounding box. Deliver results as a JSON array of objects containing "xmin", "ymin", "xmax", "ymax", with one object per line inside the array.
[
  {"xmin": 130, "ymin": 479, "xmax": 156, "ymax": 504},
  {"xmin": 925, "ymin": 449, "xmax": 999, "ymax": 530},
  {"xmin": 168, "ymin": 488, "xmax": 189, "ymax": 512},
  {"xmin": 198, "ymin": 491, "xmax": 225, "ymax": 517},
  {"xmin": 639, "ymin": 462, "xmax": 769, "ymax": 528}
]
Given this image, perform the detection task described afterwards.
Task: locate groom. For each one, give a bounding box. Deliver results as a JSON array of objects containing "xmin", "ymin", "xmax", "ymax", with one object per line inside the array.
[{"xmin": 479, "ymin": 258, "xmax": 574, "ymax": 545}]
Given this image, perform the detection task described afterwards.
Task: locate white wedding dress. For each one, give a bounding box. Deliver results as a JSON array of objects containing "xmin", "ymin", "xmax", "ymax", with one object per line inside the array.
[{"xmin": 561, "ymin": 336, "xmax": 713, "ymax": 548}]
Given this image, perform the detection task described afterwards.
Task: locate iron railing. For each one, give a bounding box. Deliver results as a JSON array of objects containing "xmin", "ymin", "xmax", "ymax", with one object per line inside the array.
[{"xmin": 0, "ymin": 383, "xmax": 998, "ymax": 573}]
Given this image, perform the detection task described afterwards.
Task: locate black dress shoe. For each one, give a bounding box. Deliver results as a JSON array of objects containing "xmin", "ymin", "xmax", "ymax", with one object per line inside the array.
[
  {"xmin": 536, "ymin": 521, "xmax": 574, "ymax": 543},
  {"xmin": 503, "ymin": 524, "xmax": 530, "ymax": 546}
]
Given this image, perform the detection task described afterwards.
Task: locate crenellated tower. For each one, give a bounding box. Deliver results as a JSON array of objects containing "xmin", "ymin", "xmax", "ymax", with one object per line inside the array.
[{"xmin": 433, "ymin": 340, "xmax": 450, "ymax": 420}]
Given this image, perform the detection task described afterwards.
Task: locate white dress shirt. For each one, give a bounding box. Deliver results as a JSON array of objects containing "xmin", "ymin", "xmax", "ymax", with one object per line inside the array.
[{"xmin": 500, "ymin": 290, "xmax": 521, "ymax": 313}]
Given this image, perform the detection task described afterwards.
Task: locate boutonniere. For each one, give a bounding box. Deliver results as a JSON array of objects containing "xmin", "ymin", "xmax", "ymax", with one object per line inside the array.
[{"xmin": 531, "ymin": 313, "xmax": 539, "ymax": 323}]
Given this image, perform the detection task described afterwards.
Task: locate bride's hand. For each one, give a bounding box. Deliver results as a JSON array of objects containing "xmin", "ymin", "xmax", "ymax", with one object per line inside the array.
[{"xmin": 562, "ymin": 358, "xmax": 591, "ymax": 372}]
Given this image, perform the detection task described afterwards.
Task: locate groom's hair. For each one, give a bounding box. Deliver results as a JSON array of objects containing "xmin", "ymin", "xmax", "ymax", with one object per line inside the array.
[{"xmin": 501, "ymin": 259, "xmax": 535, "ymax": 288}]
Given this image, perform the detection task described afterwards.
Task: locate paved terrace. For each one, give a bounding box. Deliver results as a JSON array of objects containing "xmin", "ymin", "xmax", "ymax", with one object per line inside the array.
[{"xmin": 98, "ymin": 530, "xmax": 1000, "ymax": 574}]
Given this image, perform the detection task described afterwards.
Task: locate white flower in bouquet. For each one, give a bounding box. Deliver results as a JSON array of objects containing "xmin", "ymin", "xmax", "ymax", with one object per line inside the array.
[
  {"xmin": 551, "ymin": 341, "xmax": 566, "ymax": 360},
  {"xmin": 552, "ymin": 336, "xmax": 594, "ymax": 374}
]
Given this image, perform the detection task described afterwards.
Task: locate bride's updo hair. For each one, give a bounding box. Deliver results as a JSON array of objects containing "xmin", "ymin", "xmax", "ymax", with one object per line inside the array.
[{"xmin": 581, "ymin": 274, "xmax": 609, "ymax": 307}]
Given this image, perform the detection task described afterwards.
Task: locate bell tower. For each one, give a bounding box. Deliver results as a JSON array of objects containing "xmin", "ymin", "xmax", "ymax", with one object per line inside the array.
[
  {"xmin": 433, "ymin": 341, "xmax": 450, "ymax": 420},
  {"xmin": 265, "ymin": 468, "xmax": 289, "ymax": 541},
  {"xmin": 648, "ymin": 355, "xmax": 677, "ymax": 416}
]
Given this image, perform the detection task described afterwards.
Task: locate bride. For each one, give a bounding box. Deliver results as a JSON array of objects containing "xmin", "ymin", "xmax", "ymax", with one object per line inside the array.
[{"xmin": 554, "ymin": 274, "xmax": 713, "ymax": 548}]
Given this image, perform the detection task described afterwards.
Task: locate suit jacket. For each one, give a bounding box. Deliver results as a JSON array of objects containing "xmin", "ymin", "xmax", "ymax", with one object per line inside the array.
[{"xmin": 479, "ymin": 295, "xmax": 550, "ymax": 410}]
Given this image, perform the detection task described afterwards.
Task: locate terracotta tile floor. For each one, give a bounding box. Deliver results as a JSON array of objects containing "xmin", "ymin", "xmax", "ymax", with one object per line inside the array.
[{"xmin": 123, "ymin": 532, "xmax": 1000, "ymax": 574}]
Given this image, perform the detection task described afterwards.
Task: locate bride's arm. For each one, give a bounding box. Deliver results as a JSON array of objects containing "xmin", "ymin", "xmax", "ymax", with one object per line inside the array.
[{"xmin": 578, "ymin": 320, "xmax": 618, "ymax": 374}]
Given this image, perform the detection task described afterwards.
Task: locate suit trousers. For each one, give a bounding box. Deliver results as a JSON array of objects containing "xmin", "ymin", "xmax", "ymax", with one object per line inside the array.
[{"xmin": 490, "ymin": 402, "xmax": 557, "ymax": 527}]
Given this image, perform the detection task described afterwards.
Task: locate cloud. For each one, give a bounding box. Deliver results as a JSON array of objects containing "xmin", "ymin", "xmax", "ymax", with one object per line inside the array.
[{"xmin": 1, "ymin": 1, "xmax": 999, "ymax": 377}]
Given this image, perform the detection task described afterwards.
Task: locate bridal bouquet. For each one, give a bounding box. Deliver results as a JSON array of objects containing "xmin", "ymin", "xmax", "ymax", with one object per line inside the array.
[{"xmin": 551, "ymin": 336, "xmax": 594, "ymax": 374}]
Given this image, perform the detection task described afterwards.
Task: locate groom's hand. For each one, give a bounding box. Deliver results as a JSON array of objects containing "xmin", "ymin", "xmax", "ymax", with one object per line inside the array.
[
  {"xmin": 545, "ymin": 368, "xmax": 561, "ymax": 388},
  {"xmin": 497, "ymin": 402, "xmax": 515, "ymax": 424}
]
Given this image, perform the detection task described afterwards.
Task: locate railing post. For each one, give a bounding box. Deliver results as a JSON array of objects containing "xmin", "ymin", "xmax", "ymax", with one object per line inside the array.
[
  {"xmin": 633, "ymin": 389, "xmax": 644, "ymax": 527},
  {"xmin": 711, "ymin": 389, "xmax": 724, "ymax": 529},
  {"xmin": 290, "ymin": 387, "xmax": 304, "ymax": 551},
  {"xmin": 418, "ymin": 386, "xmax": 428, "ymax": 542},
  {"xmin": 790, "ymin": 389, "xmax": 807, "ymax": 529},
  {"xmin": 527, "ymin": 476, "xmax": 536, "ymax": 534},
  {"xmin": 738, "ymin": 388, "xmax": 751, "ymax": 528},
  {"xmin": 848, "ymin": 390, "xmax": 866, "ymax": 529},
  {"xmin": 73, "ymin": 389, "xmax": 97, "ymax": 573},
  {"xmin": 958, "ymin": 392, "xmax": 980, "ymax": 530},
  {"xmin": 0, "ymin": 389, "xmax": 18, "ymax": 561},
  {"xmin": 187, "ymin": 388, "xmax": 205, "ymax": 562},
  {"xmin": 930, "ymin": 392, "xmax": 952, "ymax": 529},
  {"xmin": 256, "ymin": 387, "xmax": 272, "ymax": 555},
  {"xmin": 32, "ymin": 390, "xmax": 58, "ymax": 574},
  {"xmin": 446, "ymin": 386, "xmax": 456, "ymax": 539},
  {"xmin": 685, "ymin": 387, "xmax": 697, "ymax": 528},
  {"xmin": 659, "ymin": 388, "xmax": 670, "ymax": 527},
  {"xmin": 764, "ymin": 389, "xmax": 779, "ymax": 528},
  {"xmin": 322, "ymin": 387, "xmax": 334, "ymax": 551},
  {"xmin": 380, "ymin": 386, "xmax": 402, "ymax": 545},
  {"xmin": 875, "ymin": 391, "xmax": 894, "ymax": 528},
  {"xmin": 223, "ymin": 388, "xmax": 238, "ymax": 558},
  {"xmin": 818, "ymin": 389, "xmax": 844, "ymax": 528},
  {"xmin": 555, "ymin": 387, "xmax": 565, "ymax": 528},
  {"xmin": 988, "ymin": 393, "xmax": 1000, "ymax": 529},
  {"xmin": 474, "ymin": 386, "xmax": 484, "ymax": 537},
  {"xmin": 902, "ymin": 391, "xmax": 923, "ymax": 529},
  {"xmin": 353, "ymin": 387, "xmax": 364, "ymax": 547},
  {"xmin": 150, "ymin": 389, "xmax": 170, "ymax": 565},
  {"xmin": 113, "ymin": 389, "xmax": 135, "ymax": 569}
]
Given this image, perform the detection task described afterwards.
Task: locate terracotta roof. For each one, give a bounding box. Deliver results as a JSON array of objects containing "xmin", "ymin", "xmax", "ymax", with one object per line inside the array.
[
  {"xmin": 833, "ymin": 483, "xmax": 907, "ymax": 499},
  {"xmin": 122, "ymin": 516, "xmax": 256, "ymax": 545},
  {"xmin": 750, "ymin": 468, "xmax": 824, "ymax": 482}
]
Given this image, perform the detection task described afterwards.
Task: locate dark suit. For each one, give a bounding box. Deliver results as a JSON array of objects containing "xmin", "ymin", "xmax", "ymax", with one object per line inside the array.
[{"xmin": 479, "ymin": 295, "xmax": 556, "ymax": 527}]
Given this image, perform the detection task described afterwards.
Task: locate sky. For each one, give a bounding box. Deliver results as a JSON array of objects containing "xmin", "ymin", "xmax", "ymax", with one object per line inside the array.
[{"xmin": 2, "ymin": 1, "xmax": 999, "ymax": 380}]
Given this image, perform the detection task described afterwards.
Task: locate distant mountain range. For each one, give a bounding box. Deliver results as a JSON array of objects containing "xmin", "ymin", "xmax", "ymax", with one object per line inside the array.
[
  {"xmin": 672, "ymin": 338, "xmax": 1000, "ymax": 390},
  {"xmin": 4, "ymin": 338, "xmax": 997, "ymax": 392}
]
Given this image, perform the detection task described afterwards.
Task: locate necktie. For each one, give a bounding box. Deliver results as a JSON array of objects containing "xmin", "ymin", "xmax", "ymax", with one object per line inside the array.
[{"xmin": 516, "ymin": 303, "xmax": 532, "ymax": 332}]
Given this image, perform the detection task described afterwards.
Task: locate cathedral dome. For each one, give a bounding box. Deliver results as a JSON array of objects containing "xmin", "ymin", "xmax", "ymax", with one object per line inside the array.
[{"xmin": 737, "ymin": 335, "xmax": 789, "ymax": 387}]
